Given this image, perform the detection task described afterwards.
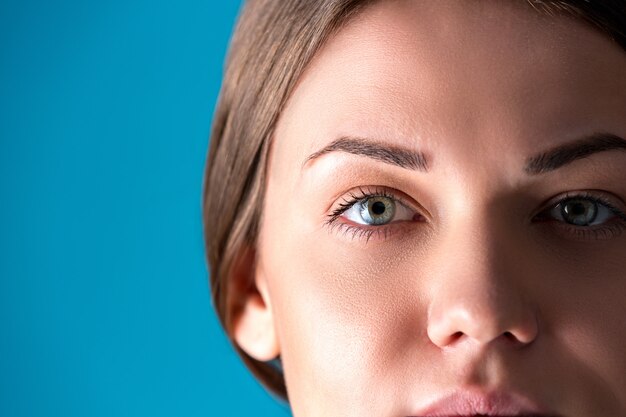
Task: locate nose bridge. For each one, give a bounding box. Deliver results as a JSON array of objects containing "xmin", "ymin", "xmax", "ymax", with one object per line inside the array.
[{"xmin": 426, "ymin": 206, "xmax": 538, "ymax": 348}]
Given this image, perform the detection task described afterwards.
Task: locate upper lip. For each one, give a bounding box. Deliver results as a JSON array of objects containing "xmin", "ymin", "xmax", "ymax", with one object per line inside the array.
[{"xmin": 410, "ymin": 389, "xmax": 558, "ymax": 416}]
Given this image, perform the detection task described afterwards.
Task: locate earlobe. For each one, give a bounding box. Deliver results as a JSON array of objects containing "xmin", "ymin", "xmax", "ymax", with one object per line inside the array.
[{"xmin": 230, "ymin": 248, "xmax": 280, "ymax": 362}]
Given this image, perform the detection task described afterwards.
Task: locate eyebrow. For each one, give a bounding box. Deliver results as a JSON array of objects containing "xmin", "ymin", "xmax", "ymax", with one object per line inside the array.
[
  {"xmin": 524, "ymin": 132, "xmax": 626, "ymax": 175},
  {"xmin": 303, "ymin": 132, "xmax": 626, "ymax": 174},
  {"xmin": 303, "ymin": 136, "xmax": 428, "ymax": 171}
]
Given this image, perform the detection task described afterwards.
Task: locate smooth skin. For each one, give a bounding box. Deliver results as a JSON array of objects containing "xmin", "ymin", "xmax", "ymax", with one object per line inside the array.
[{"xmin": 233, "ymin": 1, "xmax": 626, "ymax": 416}]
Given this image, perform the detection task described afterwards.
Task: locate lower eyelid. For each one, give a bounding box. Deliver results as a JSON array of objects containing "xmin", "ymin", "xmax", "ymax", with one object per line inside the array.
[
  {"xmin": 552, "ymin": 221, "xmax": 626, "ymax": 241},
  {"xmin": 327, "ymin": 219, "xmax": 419, "ymax": 243}
]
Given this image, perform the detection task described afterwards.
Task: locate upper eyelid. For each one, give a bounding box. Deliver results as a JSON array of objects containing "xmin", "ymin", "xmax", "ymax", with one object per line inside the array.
[
  {"xmin": 560, "ymin": 190, "xmax": 624, "ymax": 205},
  {"xmin": 541, "ymin": 192, "xmax": 626, "ymax": 215},
  {"xmin": 332, "ymin": 186, "xmax": 421, "ymax": 216}
]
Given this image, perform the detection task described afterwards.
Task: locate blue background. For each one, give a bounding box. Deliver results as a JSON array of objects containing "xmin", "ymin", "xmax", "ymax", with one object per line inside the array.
[{"xmin": 0, "ymin": 0, "xmax": 291, "ymax": 416}]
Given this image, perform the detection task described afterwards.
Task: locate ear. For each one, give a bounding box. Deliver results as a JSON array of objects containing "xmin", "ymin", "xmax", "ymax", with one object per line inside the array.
[{"xmin": 230, "ymin": 246, "xmax": 280, "ymax": 362}]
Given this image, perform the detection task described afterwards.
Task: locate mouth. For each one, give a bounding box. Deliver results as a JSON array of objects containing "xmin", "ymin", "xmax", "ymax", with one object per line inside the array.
[{"xmin": 409, "ymin": 389, "xmax": 560, "ymax": 417}]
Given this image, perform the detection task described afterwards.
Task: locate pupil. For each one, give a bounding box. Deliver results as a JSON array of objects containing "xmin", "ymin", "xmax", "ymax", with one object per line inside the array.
[
  {"xmin": 371, "ymin": 201, "xmax": 386, "ymax": 215},
  {"xmin": 570, "ymin": 203, "xmax": 585, "ymax": 216}
]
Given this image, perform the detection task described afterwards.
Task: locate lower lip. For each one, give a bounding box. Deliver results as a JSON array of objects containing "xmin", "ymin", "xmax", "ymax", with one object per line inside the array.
[{"xmin": 411, "ymin": 391, "xmax": 554, "ymax": 416}]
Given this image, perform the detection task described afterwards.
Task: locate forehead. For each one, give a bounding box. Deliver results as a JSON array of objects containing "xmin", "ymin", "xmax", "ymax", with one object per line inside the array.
[{"xmin": 271, "ymin": 0, "xmax": 626, "ymax": 181}]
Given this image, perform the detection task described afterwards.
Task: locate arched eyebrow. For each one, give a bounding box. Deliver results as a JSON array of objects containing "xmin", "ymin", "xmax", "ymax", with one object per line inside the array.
[
  {"xmin": 303, "ymin": 136, "xmax": 429, "ymax": 171},
  {"xmin": 524, "ymin": 132, "xmax": 626, "ymax": 175},
  {"xmin": 302, "ymin": 132, "xmax": 626, "ymax": 174}
]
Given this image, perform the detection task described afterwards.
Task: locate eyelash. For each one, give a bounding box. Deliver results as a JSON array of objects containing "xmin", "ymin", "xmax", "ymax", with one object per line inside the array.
[{"xmin": 325, "ymin": 187, "xmax": 626, "ymax": 243}]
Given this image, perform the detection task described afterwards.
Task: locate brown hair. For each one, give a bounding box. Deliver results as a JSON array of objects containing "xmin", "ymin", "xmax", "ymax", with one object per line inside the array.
[{"xmin": 202, "ymin": 0, "xmax": 625, "ymax": 402}]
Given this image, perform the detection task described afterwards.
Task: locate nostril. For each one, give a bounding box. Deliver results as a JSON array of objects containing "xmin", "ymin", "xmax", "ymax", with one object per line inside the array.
[
  {"xmin": 450, "ymin": 331, "xmax": 464, "ymax": 343},
  {"xmin": 502, "ymin": 330, "xmax": 532, "ymax": 346},
  {"xmin": 503, "ymin": 331, "xmax": 520, "ymax": 344},
  {"xmin": 446, "ymin": 331, "xmax": 465, "ymax": 345}
]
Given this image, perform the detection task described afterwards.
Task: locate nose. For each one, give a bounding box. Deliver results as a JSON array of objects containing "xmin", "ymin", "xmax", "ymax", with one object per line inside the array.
[{"xmin": 426, "ymin": 219, "xmax": 539, "ymax": 349}]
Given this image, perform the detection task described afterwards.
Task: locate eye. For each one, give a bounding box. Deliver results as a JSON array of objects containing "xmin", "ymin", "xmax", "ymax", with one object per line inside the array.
[
  {"xmin": 325, "ymin": 187, "xmax": 425, "ymax": 242},
  {"xmin": 545, "ymin": 196, "xmax": 620, "ymax": 227},
  {"xmin": 326, "ymin": 186, "xmax": 424, "ymax": 229},
  {"xmin": 532, "ymin": 192, "xmax": 626, "ymax": 241},
  {"xmin": 342, "ymin": 195, "xmax": 415, "ymax": 225}
]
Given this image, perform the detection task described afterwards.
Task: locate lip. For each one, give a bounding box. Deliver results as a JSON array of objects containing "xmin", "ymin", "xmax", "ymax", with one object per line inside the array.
[{"xmin": 410, "ymin": 389, "xmax": 558, "ymax": 416}]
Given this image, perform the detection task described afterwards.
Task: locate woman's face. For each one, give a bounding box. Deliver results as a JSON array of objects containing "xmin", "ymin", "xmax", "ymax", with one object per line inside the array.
[{"xmin": 238, "ymin": 1, "xmax": 626, "ymax": 415}]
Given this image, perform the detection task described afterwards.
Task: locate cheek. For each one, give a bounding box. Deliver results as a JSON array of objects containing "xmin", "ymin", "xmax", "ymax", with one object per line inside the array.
[
  {"xmin": 548, "ymin": 244, "xmax": 626, "ymax": 351},
  {"xmin": 541, "ymin": 251, "xmax": 626, "ymax": 412},
  {"xmin": 260, "ymin": 213, "xmax": 431, "ymax": 413}
]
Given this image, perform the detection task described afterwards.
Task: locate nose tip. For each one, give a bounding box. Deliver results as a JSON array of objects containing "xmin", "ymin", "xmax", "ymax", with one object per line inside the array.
[{"xmin": 427, "ymin": 301, "xmax": 539, "ymax": 348}]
